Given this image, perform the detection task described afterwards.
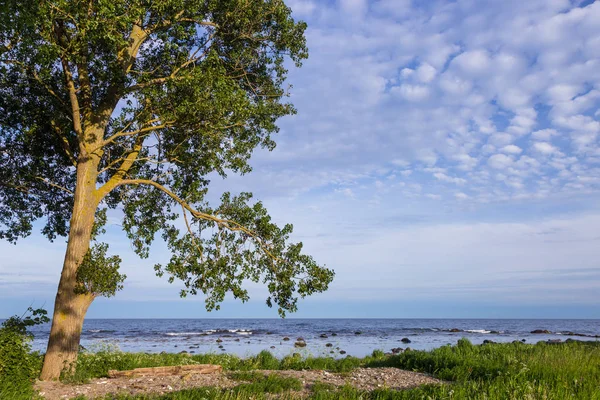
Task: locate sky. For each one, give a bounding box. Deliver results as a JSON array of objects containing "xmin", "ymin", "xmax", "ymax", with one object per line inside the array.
[{"xmin": 2, "ymin": 0, "xmax": 600, "ymax": 319}]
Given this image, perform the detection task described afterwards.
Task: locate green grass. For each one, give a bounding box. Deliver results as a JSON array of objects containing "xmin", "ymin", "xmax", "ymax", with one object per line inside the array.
[
  {"xmin": 227, "ymin": 370, "xmax": 303, "ymax": 393},
  {"xmin": 66, "ymin": 349, "xmax": 371, "ymax": 383},
  {"xmin": 5, "ymin": 339, "xmax": 600, "ymax": 399}
]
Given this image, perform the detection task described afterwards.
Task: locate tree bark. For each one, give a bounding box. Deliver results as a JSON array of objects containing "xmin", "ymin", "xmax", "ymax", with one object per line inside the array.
[{"xmin": 40, "ymin": 156, "xmax": 100, "ymax": 380}]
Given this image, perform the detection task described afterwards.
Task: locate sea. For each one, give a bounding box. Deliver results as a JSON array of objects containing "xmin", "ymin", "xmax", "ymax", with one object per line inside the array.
[{"xmin": 24, "ymin": 319, "xmax": 600, "ymax": 358}]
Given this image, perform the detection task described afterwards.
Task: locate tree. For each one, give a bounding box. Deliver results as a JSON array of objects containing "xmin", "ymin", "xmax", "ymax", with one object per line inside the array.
[{"xmin": 0, "ymin": 0, "xmax": 334, "ymax": 380}]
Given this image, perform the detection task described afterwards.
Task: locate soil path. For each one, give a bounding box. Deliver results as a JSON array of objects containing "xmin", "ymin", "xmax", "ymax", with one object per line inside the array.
[{"xmin": 36, "ymin": 368, "xmax": 442, "ymax": 399}]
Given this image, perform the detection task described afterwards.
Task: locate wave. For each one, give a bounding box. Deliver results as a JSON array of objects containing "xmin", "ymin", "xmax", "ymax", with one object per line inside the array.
[
  {"xmin": 465, "ymin": 329, "xmax": 492, "ymax": 334},
  {"xmin": 87, "ymin": 329, "xmax": 115, "ymax": 333},
  {"xmin": 165, "ymin": 332, "xmax": 209, "ymax": 336},
  {"xmin": 165, "ymin": 329, "xmax": 253, "ymax": 337}
]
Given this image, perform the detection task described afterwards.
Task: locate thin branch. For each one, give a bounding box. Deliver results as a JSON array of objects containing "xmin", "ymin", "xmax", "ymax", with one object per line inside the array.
[
  {"xmin": 101, "ymin": 119, "xmax": 171, "ymax": 147},
  {"xmin": 35, "ymin": 177, "xmax": 73, "ymax": 194}
]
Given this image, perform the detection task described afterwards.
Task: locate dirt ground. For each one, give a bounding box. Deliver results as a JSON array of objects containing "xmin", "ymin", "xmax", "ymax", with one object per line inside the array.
[{"xmin": 35, "ymin": 368, "xmax": 442, "ymax": 399}]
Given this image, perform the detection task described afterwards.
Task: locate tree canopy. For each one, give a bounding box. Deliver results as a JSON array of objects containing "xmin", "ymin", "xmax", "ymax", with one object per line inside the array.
[{"xmin": 0, "ymin": 0, "xmax": 334, "ymax": 316}]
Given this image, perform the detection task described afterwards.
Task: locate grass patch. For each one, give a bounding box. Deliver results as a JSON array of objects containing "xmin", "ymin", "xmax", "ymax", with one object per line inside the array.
[{"xmin": 233, "ymin": 374, "xmax": 303, "ymax": 394}]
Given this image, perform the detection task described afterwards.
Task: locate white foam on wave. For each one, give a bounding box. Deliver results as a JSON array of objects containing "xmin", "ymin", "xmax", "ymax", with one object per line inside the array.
[
  {"xmin": 465, "ymin": 329, "xmax": 492, "ymax": 334},
  {"xmin": 165, "ymin": 329, "xmax": 253, "ymax": 336},
  {"xmin": 165, "ymin": 332, "xmax": 206, "ymax": 336}
]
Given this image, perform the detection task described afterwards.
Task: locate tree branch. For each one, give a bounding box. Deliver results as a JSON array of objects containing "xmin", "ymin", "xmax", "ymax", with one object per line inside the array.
[
  {"xmin": 100, "ymin": 179, "xmax": 282, "ymax": 264},
  {"xmin": 53, "ymin": 22, "xmax": 84, "ymax": 147},
  {"xmin": 35, "ymin": 177, "xmax": 74, "ymax": 195},
  {"xmin": 126, "ymin": 35, "xmax": 215, "ymax": 93},
  {"xmin": 50, "ymin": 120, "xmax": 77, "ymax": 166},
  {"xmin": 101, "ymin": 119, "xmax": 171, "ymax": 148}
]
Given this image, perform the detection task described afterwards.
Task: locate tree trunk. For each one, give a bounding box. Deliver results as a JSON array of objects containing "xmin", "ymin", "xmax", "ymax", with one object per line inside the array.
[{"xmin": 40, "ymin": 157, "xmax": 99, "ymax": 380}]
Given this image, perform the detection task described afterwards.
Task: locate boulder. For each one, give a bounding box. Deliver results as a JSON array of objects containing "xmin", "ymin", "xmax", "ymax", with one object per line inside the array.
[
  {"xmin": 283, "ymin": 337, "xmax": 290, "ymax": 341},
  {"xmin": 391, "ymin": 347, "xmax": 403, "ymax": 354},
  {"xmin": 401, "ymin": 338, "xmax": 411, "ymax": 343},
  {"xmin": 483, "ymin": 340, "xmax": 495, "ymax": 344},
  {"xmin": 294, "ymin": 341, "xmax": 307, "ymax": 348},
  {"xmin": 339, "ymin": 350, "xmax": 346, "ymax": 354},
  {"xmin": 449, "ymin": 328, "xmax": 461, "ymax": 333},
  {"xmin": 355, "ymin": 331, "xmax": 362, "ymax": 335},
  {"xmin": 319, "ymin": 334, "xmax": 328, "ymax": 338},
  {"xmin": 530, "ymin": 329, "xmax": 551, "ymax": 334},
  {"xmin": 325, "ymin": 343, "xmax": 333, "ymax": 347},
  {"xmin": 331, "ymin": 333, "xmax": 338, "ymax": 337}
]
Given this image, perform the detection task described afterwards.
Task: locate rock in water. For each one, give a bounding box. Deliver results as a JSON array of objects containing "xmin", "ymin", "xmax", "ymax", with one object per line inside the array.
[
  {"xmin": 401, "ymin": 338, "xmax": 411, "ymax": 343},
  {"xmin": 530, "ymin": 329, "xmax": 552, "ymax": 334}
]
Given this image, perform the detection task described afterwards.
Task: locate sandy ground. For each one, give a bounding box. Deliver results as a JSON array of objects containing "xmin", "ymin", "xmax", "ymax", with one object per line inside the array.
[{"xmin": 35, "ymin": 367, "xmax": 442, "ymax": 399}]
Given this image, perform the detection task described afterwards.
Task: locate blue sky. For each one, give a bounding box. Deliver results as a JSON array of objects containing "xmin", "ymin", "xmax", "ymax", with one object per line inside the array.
[{"xmin": 2, "ymin": 0, "xmax": 600, "ymax": 319}]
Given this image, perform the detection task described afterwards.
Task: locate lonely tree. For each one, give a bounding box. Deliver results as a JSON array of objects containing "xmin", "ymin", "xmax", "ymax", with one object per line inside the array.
[{"xmin": 0, "ymin": 0, "xmax": 334, "ymax": 380}]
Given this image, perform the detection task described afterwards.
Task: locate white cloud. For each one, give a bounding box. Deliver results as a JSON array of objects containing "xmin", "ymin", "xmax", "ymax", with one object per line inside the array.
[
  {"xmin": 339, "ymin": 0, "xmax": 367, "ymax": 16},
  {"xmin": 501, "ymin": 145, "xmax": 523, "ymax": 154},
  {"xmin": 434, "ymin": 172, "xmax": 467, "ymax": 185},
  {"xmin": 393, "ymin": 84, "xmax": 430, "ymax": 101},
  {"xmin": 452, "ymin": 50, "xmax": 491, "ymax": 75},
  {"xmin": 488, "ymin": 154, "xmax": 514, "ymax": 169},
  {"xmin": 532, "ymin": 129, "xmax": 558, "ymax": 140},
  {"xmin": 416, "ymin": 63, "xmax": 437, "ymax": 83},
  {"xmin": 532, "ymin": 141, "xmax": 559, "ymax": 155}
]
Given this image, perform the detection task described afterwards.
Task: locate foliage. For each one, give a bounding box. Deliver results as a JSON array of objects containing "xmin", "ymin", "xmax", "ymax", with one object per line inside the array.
[
  {"xmin": 0, "ymin": 0, "xmax": 333, "ymax": 317},
  {"xmin": 0, "ymin": 307, "xmax": 48, "ymax": 399},
  {"xmin": 76, "ymin": 242, "xmax": 126, "ymax": 297}
]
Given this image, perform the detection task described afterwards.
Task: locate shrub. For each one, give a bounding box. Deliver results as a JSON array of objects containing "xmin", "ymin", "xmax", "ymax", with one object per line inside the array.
[{"xmin": 0, "ymin": 307, "xmax": 49, "ymax": 399}]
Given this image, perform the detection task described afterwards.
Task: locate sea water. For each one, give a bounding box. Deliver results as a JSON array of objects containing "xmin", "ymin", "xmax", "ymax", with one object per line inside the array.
[{"xmin": 24, "ymin": 318, "xmax": 600, "ymax": 358}]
